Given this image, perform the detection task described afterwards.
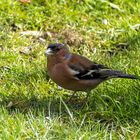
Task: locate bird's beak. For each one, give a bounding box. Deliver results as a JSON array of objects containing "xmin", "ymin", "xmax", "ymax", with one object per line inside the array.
[{"xmin": 45, "ymin": 48, "xmax": 53, "ymax": 56}]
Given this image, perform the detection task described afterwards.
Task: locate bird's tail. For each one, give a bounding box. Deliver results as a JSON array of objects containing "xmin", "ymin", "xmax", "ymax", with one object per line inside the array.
[{"xmin": 100, "ymin": 69, "xmax": 140, "ymax": 80}]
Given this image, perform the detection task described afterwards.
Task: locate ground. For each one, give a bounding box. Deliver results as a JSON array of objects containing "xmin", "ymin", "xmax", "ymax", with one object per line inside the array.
[{"xmin": 0, "ymin": 0, "xmax": 140, "ymax": 139}]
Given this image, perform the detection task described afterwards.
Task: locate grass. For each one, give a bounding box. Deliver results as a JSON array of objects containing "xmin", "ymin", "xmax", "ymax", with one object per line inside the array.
[{"xmin": 0, "ymin": 0, "xmax": 140, "ymax": 139}]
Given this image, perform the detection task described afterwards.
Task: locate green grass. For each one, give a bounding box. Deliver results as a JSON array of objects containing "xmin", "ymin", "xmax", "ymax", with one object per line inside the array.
[{"xmin": 0, "ymin": 0, "xmax": 140, "ymax": 139}]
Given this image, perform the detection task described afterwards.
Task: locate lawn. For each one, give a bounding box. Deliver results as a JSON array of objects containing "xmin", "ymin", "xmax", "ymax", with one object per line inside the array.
[{"xmin": 0, "ymin": 0, "xmax": 140, "ymax": 139}]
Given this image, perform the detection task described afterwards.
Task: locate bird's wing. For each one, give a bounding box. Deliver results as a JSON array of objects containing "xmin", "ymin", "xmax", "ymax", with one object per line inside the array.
[
  {"xmin": 67, "ymin": 54, "xmax": 111, "ymax": 80},
  {"xmin": 67, "ymin": 54, "xmax": 139, "ymax": 80}
]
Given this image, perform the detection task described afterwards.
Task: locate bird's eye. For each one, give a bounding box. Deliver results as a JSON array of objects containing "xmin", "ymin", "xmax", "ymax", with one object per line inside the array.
[{"xmin": 55, "ymin": 48, "xmax": 60, "ymax": 51}]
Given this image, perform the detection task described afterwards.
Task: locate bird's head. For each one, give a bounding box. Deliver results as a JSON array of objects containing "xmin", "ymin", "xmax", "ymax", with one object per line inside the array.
[{"xmin": 45, "ymin": 43, "xmax": 69, "ymax": 56}]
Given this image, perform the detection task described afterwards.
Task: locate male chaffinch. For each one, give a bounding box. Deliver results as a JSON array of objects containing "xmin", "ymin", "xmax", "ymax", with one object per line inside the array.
[{"xmin": 45, "ymin": 43, "xmax": 139, "ymax": 97}]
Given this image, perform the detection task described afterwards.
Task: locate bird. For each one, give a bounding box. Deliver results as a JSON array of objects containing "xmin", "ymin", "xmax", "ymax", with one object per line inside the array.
[{"xmin": 45, "ymin": 43, "xmax": 140, "ymax": 101}]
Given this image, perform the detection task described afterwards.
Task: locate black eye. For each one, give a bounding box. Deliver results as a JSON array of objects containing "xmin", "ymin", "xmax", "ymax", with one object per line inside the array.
[{"xmin": 55, "ymin": 48, "xmax": 60, "ymax": 51}]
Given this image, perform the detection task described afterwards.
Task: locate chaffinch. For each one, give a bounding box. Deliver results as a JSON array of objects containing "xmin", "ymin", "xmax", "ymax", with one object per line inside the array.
[{"xmin": 45, "ymin": 43, "xmax": 139, "ymax": 96}]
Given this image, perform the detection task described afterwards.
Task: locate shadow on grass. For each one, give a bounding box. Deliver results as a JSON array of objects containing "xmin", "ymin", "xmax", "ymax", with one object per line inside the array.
[
  {"xmin": 0, "ymin": 93, "xmax": 99, "ymax": 125},
  {"xmin": 0, "ymin": 81, "xmax": 140, "ymax": 126}
]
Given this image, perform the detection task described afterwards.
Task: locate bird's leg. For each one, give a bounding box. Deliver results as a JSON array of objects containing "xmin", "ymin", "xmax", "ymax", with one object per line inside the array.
[
  {"xmin": 83, "ymin": 91, "xmax": 90, "ymax": 102},
  {"xmin": 79, "ymin": 91, "xmax": 91, "ymax": 108},
  {"xmin": 66, "ymin": 91, "xmax": 91, "ymax": 108},
  {"xmin": 67, "ymin": 91, "xmax": 77, "ymax": 103}
]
